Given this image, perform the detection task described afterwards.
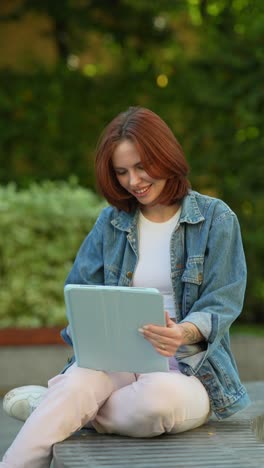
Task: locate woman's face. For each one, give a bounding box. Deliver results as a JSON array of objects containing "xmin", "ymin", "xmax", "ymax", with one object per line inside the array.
[{"xmin": 112, "ymin": 140, "xmax": 167, "ymax": 206}]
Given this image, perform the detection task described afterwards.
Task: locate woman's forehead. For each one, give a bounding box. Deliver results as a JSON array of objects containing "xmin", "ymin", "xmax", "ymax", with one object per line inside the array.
[{"xmin": 112, "ymin": 140, "xmax": 141, "ymax": 167}]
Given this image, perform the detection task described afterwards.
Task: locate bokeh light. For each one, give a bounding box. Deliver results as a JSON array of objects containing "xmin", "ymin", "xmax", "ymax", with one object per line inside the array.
[{"xmin": 156, "ymin": 74, "xmax": 168, "ymax": 88}]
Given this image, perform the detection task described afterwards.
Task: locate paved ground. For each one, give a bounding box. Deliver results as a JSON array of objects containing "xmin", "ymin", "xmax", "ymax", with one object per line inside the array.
[
  {"xmin": 1, "ymin": 382, "xmax": 263, "ymax": 466},
  {"xmin": 0, "ymin": 404, "xmax": 23, "ymax": 460}
]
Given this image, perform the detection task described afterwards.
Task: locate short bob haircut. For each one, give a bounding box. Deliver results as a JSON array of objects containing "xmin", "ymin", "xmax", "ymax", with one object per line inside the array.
[{"xmin": 95, "ymin": 107, "xmax": 190, "ymax": 212}]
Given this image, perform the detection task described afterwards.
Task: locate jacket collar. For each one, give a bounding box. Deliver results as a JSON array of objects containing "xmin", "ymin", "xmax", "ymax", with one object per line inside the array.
[
  {"xmin": 111, "ymin": 208, "xmax": 140, "ymax": 232},
  {"xmin": 179, "ymin": 190, "xmax": 205, "ymax": 224},
  {"xmin": 111, "ymin": 190, "xmax": 205, "ymax": 232}
]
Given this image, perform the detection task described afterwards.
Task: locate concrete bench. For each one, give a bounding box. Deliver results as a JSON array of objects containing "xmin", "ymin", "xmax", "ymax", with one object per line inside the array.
[{"xmin": 53, "ymin": 381, "xmax": 264, "ymax": 467}]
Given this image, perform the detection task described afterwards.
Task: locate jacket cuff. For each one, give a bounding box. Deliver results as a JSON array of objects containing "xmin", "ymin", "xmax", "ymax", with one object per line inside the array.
[
  {"xmin": 60, "ymin": 325, "xmax": 73, "ymax": 346},
  {"xmin": 180, "ymin": 312, "xmax": 213, "ymax": 342}
]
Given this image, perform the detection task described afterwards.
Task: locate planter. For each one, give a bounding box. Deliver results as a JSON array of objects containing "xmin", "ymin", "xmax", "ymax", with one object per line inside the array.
[{"xmin": 0, "ymin": 327, "xmax": 66, "ymax": 346}]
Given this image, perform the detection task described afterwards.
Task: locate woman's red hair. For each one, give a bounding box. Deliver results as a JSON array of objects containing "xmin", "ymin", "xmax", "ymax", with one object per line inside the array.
[{"xmin": 95, "ymin": 107, "xmax": 190, "ymax": 212}]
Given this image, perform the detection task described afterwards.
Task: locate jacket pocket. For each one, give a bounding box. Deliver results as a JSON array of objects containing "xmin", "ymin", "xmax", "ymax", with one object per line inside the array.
[
  {"xmin": 181, "ymin": 255, "xmax": 204, "ymax": 314},
  {"xmin": 104, "ymin": 264, "xmax": 121, "ymax": 285},
  {"xmin": 196, "ymin": 346, "xmax": 242, "ymax": 410}
]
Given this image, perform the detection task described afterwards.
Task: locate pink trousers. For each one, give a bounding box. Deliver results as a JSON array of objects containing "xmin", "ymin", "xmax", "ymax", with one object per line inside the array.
[{"xmin": 1, "ymin": 363, "xmax": 210, "ymax": 468}]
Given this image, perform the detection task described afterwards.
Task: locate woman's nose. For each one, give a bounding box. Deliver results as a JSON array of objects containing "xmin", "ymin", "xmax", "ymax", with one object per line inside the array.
[{"xmin": 129, "ymin": 170, "xmax": 141, "ymax": 186}]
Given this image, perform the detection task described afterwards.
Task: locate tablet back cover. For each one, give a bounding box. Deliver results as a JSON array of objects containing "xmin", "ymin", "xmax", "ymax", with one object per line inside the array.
[{"xmin": 64, "ymin": 285, "xmax": 169, "ymax": 373}]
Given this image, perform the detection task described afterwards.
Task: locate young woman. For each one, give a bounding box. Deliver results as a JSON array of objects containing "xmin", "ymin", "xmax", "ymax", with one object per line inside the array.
[{"xmin": 1, "ymin": 107, "xmax": 250, "ymax": 467}]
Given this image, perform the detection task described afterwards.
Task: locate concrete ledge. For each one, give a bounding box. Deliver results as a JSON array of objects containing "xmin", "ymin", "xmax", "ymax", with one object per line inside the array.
[
  {"xmin": 53, "ymin": 382, "xmax": 264, "ymax": 468},
  {"xmin": 0, "ymin": 335, "xmax": 263, "ymax": 394}
]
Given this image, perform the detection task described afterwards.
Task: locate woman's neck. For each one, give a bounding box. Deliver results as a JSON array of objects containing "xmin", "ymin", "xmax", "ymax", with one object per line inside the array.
[{"xmin": 140, "ymin": 203, "xmax": 180, "ymax": 223}]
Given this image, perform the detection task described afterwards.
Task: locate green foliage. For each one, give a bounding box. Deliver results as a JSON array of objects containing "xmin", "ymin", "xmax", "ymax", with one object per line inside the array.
[
  {"xmin": 0, "ymin": 68, "xmax": 101, "ymax": 189},
  {"xmin": 0, "ymin": 181, "xmax": 106, "ymax": 327},
  {"xmin": 0, "ymin": 0, "xmax": 176, "ymax": 63},
  {"xmin": 231, "ymin": 323, "xmax": 264, "ymax": 337}
]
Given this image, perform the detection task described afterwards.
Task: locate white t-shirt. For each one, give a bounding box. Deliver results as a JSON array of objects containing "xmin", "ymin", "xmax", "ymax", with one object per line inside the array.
[{"xmin": 133, "ymin": 208, "xmax": 181, "ymax": 320}]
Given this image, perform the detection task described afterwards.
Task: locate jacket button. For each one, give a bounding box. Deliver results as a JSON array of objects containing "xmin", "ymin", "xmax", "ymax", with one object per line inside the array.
[
  {"xmin": 126, "ymin": 271, "xmax": 133, "ymax": 279},
  {"xmin": 198, "ymin": 273, "xmax": 203, "ymax": 282}
]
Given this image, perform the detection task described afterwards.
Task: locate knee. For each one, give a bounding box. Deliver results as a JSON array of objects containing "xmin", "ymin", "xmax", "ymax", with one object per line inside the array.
[
  {"xmin": 141, "ymin": 375, "xmax": 211, "ymax": 434},
  {"xmin": 59, "ymin": 367, "xmax": 95, "ymax": 400},
  {"xmin": 138, "ymin": 375, "xmax": 178, "ymax": 418},
  {"xmin": 61, "ymin": 367, "xmax": 113, "ymax": 404},
  {"xmin": 64, "ymin": 370, "xmax": 85, "ymax": 394}
]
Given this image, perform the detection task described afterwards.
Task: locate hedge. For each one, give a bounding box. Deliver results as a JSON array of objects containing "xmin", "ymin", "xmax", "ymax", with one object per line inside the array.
[{"xmin": 0, "ymin": 180, "xmax": 105, "ymax": 327}]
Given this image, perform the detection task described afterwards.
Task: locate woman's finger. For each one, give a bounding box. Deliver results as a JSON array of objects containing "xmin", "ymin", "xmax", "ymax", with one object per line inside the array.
[{"xmin": 144, "ymin": 335, "xmax": 176, "ymax": 356}]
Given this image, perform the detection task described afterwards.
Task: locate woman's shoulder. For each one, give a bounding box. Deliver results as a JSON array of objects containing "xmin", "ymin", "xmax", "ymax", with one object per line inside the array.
[
  {"xmin": 97, "ymin": 205, "xmax": 115, "ymax": 218},
  {"xmin": 187, "ymin": 190, "xmax": 236, "ymax": 221},
  {"xmin": 94, "ymin": 205, "xmax": 117, "ymax": 225},
  {"xmin": 95, "ymin": 205, "xmax": 132, "ymax": 226}
]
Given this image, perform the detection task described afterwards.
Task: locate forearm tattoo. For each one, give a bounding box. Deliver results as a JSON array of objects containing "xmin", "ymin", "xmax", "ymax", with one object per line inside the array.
[{"xmin": 179, "ymin": 322, "xmax": 205, "ymax": 345}]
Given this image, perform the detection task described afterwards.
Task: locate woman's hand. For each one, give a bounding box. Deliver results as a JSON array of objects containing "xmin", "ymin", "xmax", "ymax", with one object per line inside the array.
[{"xmin": 139, "ymin": 311, "xmax": 205, "ymax": 357}]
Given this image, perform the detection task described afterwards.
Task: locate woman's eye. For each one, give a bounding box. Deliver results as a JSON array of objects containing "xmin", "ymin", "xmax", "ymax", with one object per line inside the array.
[{"xmin": 115, "ymin": 171, "xmax": 126, "ymax": 176}]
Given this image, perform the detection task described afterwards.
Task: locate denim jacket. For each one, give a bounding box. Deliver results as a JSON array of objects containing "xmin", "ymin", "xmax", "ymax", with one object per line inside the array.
[{"xmin": 62, "ymin": 190, "xmax": 250, "ymax": 419}]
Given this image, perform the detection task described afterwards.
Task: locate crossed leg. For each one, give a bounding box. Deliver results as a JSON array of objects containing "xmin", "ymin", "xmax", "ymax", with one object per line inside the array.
[
  {"xmin": 1, "ymin": 366, "xmax": 210, "ymax": 468},
  {"xmin": 0, "ymin": 365, "xmax": 136, "ymax": 468},
  {"xmin": 93, "ymin": 370, "xmax": 210, "ymax": 437}
]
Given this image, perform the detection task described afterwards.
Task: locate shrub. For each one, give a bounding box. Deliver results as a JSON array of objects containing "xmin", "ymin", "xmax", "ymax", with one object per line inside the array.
[{"xmin": 0, "ymin": 180, "xmax": 106, "ymax": 327}]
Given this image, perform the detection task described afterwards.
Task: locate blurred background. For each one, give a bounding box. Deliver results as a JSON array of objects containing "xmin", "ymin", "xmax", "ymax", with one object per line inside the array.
[{"xmin": 0, "ymin": 0, "xmax": 263, "ymax": 329}]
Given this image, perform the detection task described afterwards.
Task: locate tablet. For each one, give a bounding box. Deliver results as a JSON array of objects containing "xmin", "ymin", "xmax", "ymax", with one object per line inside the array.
[{"xmin": 64, "ymin": 284, "xmax": 169, "ymax": 373}]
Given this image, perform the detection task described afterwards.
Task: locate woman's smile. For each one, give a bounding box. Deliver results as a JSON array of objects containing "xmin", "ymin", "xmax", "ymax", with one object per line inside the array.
[
  {"xmin": 112, "ymin": 140, "xmax": 166, "ymax": 207},
  {"xmin": 132, "ymin": 184, "xmax": 152, "ymax": 197}
]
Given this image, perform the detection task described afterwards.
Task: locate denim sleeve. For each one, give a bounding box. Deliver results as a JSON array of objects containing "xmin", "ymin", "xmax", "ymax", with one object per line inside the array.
[
  {"xmin": 65, "ymin": 212, "xmax": 105, "ymax": 286},
  {"xmin": 61, "ymin": 211, "xmax": 106, "ymax": 346},
  {"xmin": 181, "ymin": 211, "xmax": 247, "ymax": 344}
]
